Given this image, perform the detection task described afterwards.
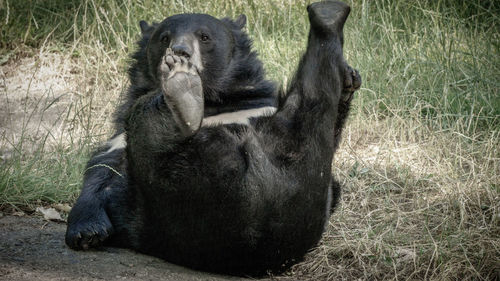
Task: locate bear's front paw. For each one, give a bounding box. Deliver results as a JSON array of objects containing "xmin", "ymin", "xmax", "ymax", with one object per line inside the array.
[
  {"xmin": 159, "ymin": 50, "xmax": 204, "ymax": 137},
  {"xmin": 65, "ymin": 208, "xmax": 113, "ymax": 250},
  {"xmin": 341, "ymin": 63, "xmax": 361, "ymax": 101}
]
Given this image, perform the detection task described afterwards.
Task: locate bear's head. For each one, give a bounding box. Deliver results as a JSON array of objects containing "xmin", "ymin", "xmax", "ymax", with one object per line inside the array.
[{"xmin": 129, "ymin": 13, "xmax": 275, "ymax": 105}]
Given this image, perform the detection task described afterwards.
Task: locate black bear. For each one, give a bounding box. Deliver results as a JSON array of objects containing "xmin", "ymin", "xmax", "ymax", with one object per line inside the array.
[{"xmin": 65, "ymin": 0, "xmax": 361, "ymax": 276}]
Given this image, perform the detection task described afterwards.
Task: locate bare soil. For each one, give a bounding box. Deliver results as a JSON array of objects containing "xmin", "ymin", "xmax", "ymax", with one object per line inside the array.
[
  {"xmin": 0, "ymin": 53, "xmax": 77, "ymax": 157},
  {"xmin": 0, "ymin": 214, "xmax": 259, "ymax": 281}
]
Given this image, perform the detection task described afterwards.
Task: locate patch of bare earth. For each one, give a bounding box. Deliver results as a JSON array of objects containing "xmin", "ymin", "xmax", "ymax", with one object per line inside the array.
[
  {"xmin": 0, "ymin": 50, "xmax": 123, "ymax": 159},
  {"xmin": 0, "ymin": 214, "xmax": 251, "ymax": 281},
  {"xmin": 1, "ymin": 53, "xmax": 71, "ymax": 157}
]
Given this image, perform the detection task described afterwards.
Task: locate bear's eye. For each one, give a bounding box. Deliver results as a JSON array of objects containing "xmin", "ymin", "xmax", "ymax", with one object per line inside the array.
[
  {"xmin": 200, "ymin": 34, "xmax": 210, "ymax": 42},
  {"xmin": 161, "ymin": 35, "xmax": 169, "ymax": 43}
]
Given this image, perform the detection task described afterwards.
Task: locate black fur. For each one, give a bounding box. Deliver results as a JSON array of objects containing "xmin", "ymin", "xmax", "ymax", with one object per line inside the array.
[{"xmin": 66, "ymin": 1, "xmax": 361, "ymax": 276}]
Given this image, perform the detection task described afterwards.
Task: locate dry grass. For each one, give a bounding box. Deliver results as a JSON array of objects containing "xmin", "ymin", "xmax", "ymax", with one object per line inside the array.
[
  {"xmin": 279, "ymin": 114, "xmax": 499, "ymax": 280},
  {"xmin": 0, "ymin": 0, "xmax": 498, "ymax": 279},
  {"xmin": 0, "ymin": 45, "xmax": 127, "ymax": 205}
]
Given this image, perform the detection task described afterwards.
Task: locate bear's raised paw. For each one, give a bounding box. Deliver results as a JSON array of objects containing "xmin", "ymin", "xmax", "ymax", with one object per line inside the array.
[{"xmin": 160, "ymin": 50, "xmax": 204, "ymax": 137}]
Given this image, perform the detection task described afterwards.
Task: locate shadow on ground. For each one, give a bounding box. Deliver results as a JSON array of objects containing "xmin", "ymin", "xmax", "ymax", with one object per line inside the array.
[{"xmin": 0, "ymin": 215, "xmax": 257, "ymax": 281}]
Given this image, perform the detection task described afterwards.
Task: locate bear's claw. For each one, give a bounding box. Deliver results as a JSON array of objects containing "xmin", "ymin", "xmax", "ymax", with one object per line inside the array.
[
  {"xmin": 65, "ymin": 209, "xmax": 113, "ymax": 250},
  {"xmin": 341, "ymin": 62, "xmax": 361, "ymax": 102}
]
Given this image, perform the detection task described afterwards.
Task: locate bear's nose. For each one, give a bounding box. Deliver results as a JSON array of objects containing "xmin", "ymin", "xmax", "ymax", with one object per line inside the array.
[{"xmin": 171, "ymin": 45, "xmax": 192, "ymax": 58}]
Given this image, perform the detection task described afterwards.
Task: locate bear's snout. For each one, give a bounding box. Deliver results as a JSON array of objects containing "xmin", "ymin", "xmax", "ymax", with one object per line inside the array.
[
  {"xmin": 170, "ymin": 36, "xmax": 194, "ymax": 58},
  {"xmin": 171, "ymin": 44, "xmax": 192, "ymax": 58}
]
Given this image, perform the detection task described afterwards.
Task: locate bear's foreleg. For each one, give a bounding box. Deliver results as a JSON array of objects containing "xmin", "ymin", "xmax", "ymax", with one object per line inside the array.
[{"xmin": 65, "ymin": 141, "xmax": 127, "ymax": 250}]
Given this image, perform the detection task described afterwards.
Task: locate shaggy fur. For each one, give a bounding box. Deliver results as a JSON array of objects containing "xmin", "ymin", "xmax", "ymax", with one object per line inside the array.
[{"xmin": 66, "ymin": 1, "xmax": 360, "ymax": 276}]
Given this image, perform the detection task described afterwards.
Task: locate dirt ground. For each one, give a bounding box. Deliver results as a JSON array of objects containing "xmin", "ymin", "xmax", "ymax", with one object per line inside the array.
[
  {"xmin": 0, "ymin": 214, "xmax": 262, "ymax": 281},
  {"xmin": 0, "ymin": 53, "xmax": 77, "ymax": 157}
]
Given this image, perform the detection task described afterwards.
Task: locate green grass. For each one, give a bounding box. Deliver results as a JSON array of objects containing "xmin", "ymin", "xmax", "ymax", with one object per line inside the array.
[{"xmin": 0, "ymin": 0, "xmax": 498, "ymax": 280}]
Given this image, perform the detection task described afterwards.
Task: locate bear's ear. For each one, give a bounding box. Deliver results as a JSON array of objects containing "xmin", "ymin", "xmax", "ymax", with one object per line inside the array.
[
  {"xmin": 234, "ymin": 14, "xmax": 247, "ymax": 29},
  {"xmin": 139, "ymin": 20, "xmax": 150, "ymax": 34}
]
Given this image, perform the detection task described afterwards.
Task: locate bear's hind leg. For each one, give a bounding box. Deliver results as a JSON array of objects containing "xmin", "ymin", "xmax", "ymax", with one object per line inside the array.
[{"xmin": 160, "ymin": 50, "xmax": 204, "ymax": 137}]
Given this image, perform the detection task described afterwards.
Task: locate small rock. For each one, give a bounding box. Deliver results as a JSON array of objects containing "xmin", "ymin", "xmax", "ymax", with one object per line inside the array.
[
  {"xmin": 12, "ymin": 211, "xmax": 26, "ymax": 217},
  {"xmin": 36, "ymin": 207, "xmax": 65, "ymax": 222},
  {"xmin": 53, "ymin": 203, "xmax": 72, "ymax": 213}
]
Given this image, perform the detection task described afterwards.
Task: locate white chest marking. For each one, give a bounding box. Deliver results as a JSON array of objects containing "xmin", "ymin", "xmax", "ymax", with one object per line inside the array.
[
  {"xmin": 101, "ymin": 107, "xmax": 276, "ymax": 155},
  {"xmin": 202, "ymin": 106, "xmax": 277, "ymax": 127},
  {"xmin": 106, "ymin": 133, "xmax": 127, "ymax": 153}
]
